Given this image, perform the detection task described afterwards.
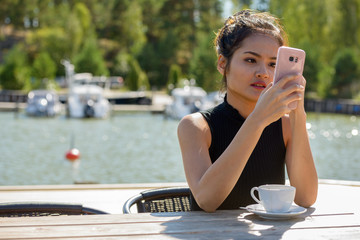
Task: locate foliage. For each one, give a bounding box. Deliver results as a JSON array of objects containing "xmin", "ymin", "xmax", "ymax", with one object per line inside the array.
[
  {"xmin": 25, "ymin": 2, "xmax": 91, "ymax": 76},
  {"xmin": 0, "ymin": 44, "xmax": 31, "ymax": 90},
  {"xmin": 331, "ymin": 48, "xmax": 360, "ymax": 98},
  {"xmin": 317, "ymin": 65, "xmax": 335, "ymax": 99},
  {"xmin": 126, "ymin": 56, "xmax": 149, "ymax": 91},
  {"xmin": 32, "ymin": 51, "xmax": 57, "ymax": 89},
  {"xmin": 168, "ymin": 64, "xmax": 182, "ymax": 90},
  {"xmin": 112, "ymin": 51, "xmax": 131, "ymax": 77},
  {"xmin": 189, "ymin": 32, "xmax": 221, "ymax": 91},
  {"xmin": 190, "ymin": 1, "xmax": 223, "ymax": 91},
  {"xmin": 269, "ymin": 0, "xmax": 360, "ymax": 98},
  {"xmin": 73, "ymin": 37, "xmax": 109, "ymax": 76},
  {"xmin": 0, "ymin": 0, "xmax": 360, "ymax": 100}
]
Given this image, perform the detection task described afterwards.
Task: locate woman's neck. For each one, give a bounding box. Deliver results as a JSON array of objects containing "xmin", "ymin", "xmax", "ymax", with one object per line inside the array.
[{"xmin": 226, "ymin": 93, "xmax": 256, "ymax": 118}]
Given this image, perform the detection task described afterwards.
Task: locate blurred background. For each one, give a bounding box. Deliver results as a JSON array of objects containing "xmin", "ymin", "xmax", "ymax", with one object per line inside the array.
[
  {"xmin": 0, "ymin": 0, "xmax": 359, "ymax": 97},
  {"xmin": 0, "ymin": 0, "xmax": 359, "ymax": 186}
]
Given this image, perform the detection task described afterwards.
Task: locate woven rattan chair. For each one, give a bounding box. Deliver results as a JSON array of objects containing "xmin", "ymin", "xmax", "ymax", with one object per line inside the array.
[
  {"xmin": 0, "ymin": 202, "xmax": 108, "ymax": 217},
  {"xmin": 123, "ymin": 187, "xmax": 191, "ymax": 213}
]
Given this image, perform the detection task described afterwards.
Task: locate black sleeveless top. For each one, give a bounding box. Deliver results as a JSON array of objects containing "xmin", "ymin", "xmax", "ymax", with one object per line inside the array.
[{"xmin": 190, "ymin": 98, "xmax": 286, "ymax": 210}]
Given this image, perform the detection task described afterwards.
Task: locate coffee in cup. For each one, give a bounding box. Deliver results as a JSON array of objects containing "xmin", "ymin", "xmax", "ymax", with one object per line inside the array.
[{"xmin": 250, "ymin": 184, "xmax": 296, "ymax": 213}]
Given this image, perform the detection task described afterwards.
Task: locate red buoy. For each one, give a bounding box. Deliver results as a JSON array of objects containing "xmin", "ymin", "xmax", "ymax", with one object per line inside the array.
[{"xmin": 65, "ymin": 148, "xmax": 81, "ymax": 162}]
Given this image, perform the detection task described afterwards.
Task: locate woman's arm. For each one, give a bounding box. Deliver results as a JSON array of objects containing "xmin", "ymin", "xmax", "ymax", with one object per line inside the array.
[
  {"xmin": 178, "ymin": 112, "xmax": 265, "ymax": 212},
  {"xmin": 283, "ymin": 77, "xmax": 318, "ymax": 207}
]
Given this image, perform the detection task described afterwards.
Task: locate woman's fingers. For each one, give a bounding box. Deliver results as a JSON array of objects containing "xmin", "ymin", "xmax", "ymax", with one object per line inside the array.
[
  {"xmin": 255, "ymin": 75, "xmax": 306, "ymax": 123},
  {"xmin": 273, "ymin": 74, "xmax": 303, "ymax": 89},
  {"xmin": 269, "ymin": 82, "xmax": 304, "ymax": 114},
  {"xmin": 273, "ymin": 78, "xmax": 304, "ymax": 100}
]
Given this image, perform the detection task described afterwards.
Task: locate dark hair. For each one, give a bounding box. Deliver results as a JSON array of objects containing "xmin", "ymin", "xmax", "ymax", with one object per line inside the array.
[{"xmin": 214, "ymin": 10, "xmax": 288, "ymax": 90}]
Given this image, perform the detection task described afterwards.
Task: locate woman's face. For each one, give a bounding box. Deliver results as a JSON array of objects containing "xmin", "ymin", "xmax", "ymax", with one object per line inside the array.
[{"xmin": 218, "ymin": 33, "xmax": 280, "ymax": 104}]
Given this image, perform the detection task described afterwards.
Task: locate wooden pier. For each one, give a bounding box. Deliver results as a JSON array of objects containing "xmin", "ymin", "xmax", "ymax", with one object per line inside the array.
[
  {"xmin": 0, "ymin": 90, "xmax": 168, "ymax": 113},
  {"xmin": 0, "ymin": 102, "xmax": 165, "ymax": 114},
  {"xmin": 305, "ymin": 98, "xmax": 360, "ymax": 115},
  {"xmin": 0, "ymin": 101, "xmax": 26, "ymax": 112},
  {"xmin": 2, "ymin": 89, "xmax": 360, "ymax": 115},
  {"xmin": 111, "ymin": 104, "xmax": 165, "ymax": 113}
]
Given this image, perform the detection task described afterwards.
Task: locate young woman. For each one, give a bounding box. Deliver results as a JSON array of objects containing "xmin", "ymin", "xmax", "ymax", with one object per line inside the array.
[{"xmin": 177, "ymin": 10, "xmax": 318, "ymax": 212}]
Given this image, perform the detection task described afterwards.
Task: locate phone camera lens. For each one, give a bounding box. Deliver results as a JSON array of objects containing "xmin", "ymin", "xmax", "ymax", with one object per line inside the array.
[{"xmin": 289, "ymin": 56, "xmax": 294, "ymax": 62}]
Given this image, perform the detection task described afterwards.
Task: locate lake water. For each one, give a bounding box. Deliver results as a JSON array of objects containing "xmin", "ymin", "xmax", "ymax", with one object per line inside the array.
[{"xmin": 0, "ymin": 111, "xmax": 359, "ymax": 185}]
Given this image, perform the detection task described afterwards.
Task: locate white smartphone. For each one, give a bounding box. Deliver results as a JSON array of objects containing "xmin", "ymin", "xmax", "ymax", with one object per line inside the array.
[{"xmin": 273, "ymin": 46, "xmax": 306, "ymax": 108}]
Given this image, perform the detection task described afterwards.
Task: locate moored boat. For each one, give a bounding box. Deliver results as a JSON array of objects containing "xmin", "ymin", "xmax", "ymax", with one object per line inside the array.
[
  {"xmin": 164, "ymin": 86, "xmax": 207, "ymax": 119},
  {"xmin": 67, "ymin": 84, "xmax": 111, "ymax": 118},
  {"xmin": 25, "ymin": 90, "xmax": 62, "ymax": 117}
]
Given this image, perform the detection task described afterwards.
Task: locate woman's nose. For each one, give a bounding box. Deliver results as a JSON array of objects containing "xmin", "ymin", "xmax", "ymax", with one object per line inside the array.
[{"xmin": 256, "ymin": 65, "xmax": 269, "ymax": 79}]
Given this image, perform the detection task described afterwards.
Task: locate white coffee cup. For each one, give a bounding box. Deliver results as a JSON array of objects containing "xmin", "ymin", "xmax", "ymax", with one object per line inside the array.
[{"xmin": 250, "ymin": 184, "xmax": 296, "ymax": 213}]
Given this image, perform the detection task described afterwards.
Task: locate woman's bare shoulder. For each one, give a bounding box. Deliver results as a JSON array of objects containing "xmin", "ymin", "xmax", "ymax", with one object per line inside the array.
[
  {"xmin": 178, "ymin": 112, "xmax": 211, "ymax": 144},
  {"xmin": 178, "ymin": 112, "xmax": 208, "ymax": 132}
]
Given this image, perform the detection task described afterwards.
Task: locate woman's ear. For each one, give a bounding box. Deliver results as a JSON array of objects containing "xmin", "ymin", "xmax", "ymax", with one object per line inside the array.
[{"xmin": 217, "ymin": 55, "xmax": 227, "ymax": 75}]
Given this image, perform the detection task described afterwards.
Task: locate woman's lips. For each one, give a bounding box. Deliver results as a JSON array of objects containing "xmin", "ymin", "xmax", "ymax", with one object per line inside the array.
[{"xmin": 251, "ymin": 82, "xmax": 266, "ymax": 89}]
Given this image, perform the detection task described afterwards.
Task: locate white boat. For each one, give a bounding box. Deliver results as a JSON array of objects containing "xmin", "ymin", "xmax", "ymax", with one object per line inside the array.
[
  {"xmin": 165, "ymin": 86, "xmax": 207, "ymax": 119},
  {"xmin": 200, "ymin": 91, "xmax": 224, "ymax": 111},
  {"xmin": 26, "ymin": 90, "xmax": 62, "ymax": 117},
  {"xmin": 67, "ymin": 84, "xmax": 111, "ymax": 118}
]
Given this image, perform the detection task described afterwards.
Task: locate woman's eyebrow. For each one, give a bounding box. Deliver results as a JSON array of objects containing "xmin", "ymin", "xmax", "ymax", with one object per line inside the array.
[
  {"xmin": 243, "ymin": 51, "xmax": 260, "ymax": 57},
  {"xmin": 243, "ymin": 51, "xmax": 277, "ymax": 60}
]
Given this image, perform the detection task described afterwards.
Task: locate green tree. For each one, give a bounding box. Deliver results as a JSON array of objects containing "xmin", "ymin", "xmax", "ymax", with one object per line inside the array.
[
  {"xmin": 99, "ymin": 0, "xmax": 146, "ymax": 56},
  {"xmin": 126, "ymin": 56, "xmax": 149, "ymax": 91},
  {"xmin": 73, "ymin": 37, "xmax": 109, "ymax": 76},
  {"xmin": 189, "ymin": 32, "xmax": 221, "ymax": 91},
  {"xmin": 82, "ymin": 0, "xmax": 117, "ymax": 30},
  {"xmin": 168, "ymin": 64, "xmax": 182, "ymax": 89},
  {"xmin": 8, "ymin": 0, "xmax": 360, "ymax": 99},
  {"xmin": 298, "ymin": 40, "xmax": 320, "ymax": 94},
  {"xmin": 0, "ymin": 0, "xmax": 43, "ymax": 29},
  {"xmin": 68, "ymin": 2, "xmax": 93, "ymax": 57},
  {"xmin": 334, "ymin": 0, "xmax": 360, "ymax": 49},
  {"xmin": 136, "ymin": 0, "xmax": 165, "ymax": 87},
  {"xmin": 0, "ymin": 44, "xmax": 31, "ymax": 90},
  {"xmin": 25, "ymin": 2, "xmax": 90, "ymax": 76},
  {"xmin": 331, "ymin": 48, "xmax": 360, "ymax": 98},
  {"xmin": 112, "ymin": 51, "xmax": 130, "ymax": 77},
  {"xmin": 317, "ymin": 65, "xmax": 335, "ymax": 99},
  {"xmin": 32, "ymin": 51, "xmax": 56, "ymax": 89},
  {"xmin": 26, "ymin": 27, "xmax": 69, "ymax": 76},
  {"xmin": 189, "ymin": 0, "xmax": 222, "ymax": 91},
  {"xmin": 138, "ymin": 0, "xmax": 196, "ymax": 88}
]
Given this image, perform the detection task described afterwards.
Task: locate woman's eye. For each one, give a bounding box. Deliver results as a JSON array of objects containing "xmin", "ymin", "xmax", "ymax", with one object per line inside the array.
[
  {"xmin": 269, "ymin": 62, "xmax": 276, "ymax": 68},
  {"xmin": 245, "ymin": 58, "xmax": 256, "ymax": 63}
]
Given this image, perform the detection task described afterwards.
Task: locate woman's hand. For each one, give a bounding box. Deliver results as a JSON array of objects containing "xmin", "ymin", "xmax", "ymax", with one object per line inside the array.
[
  {"xmin": 290, "ymin": 75, "xmax": 306, "ymax": 114},
  {"xmin": 250, "ymin": 74, "xmax": 305, "ymax": 127}
]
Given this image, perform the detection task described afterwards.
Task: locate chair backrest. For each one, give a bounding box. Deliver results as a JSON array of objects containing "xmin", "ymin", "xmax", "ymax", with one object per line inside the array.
[
  {"xmin": 123, "ymin": 187, "xmax": 191, "ymax": 213},
  {"xmin": 0, "ymin": 202, "xmax": 108, "ymax": 217}
]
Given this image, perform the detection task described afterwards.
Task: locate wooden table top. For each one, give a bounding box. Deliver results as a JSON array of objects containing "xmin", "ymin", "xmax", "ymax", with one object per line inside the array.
[
  {"xmin": 0, "ymin": 181, "xmax": 359, "ymax": 239},
  {"xmin": 1, "ymin": 205, "xmax": 359, "ymax": 239}
]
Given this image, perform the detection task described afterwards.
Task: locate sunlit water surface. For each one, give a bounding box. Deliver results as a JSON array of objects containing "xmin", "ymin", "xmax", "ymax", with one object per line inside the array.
[{"xmin": 0, "ymin": 111, "xmax": 359, "ymax": 185}]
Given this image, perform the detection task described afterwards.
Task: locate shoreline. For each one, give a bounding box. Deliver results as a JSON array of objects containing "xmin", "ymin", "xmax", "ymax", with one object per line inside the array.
[
  {"xmin": 0, "ymin": 101, "xmax": 166, "ymax": 113},
  {"xmin": 2, "ymin": 97, "xmax": 360, "ymax": 115}
]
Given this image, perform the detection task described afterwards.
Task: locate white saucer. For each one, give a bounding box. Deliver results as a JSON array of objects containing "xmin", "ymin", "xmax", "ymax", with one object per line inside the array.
[{"xmin": 243, "ymin": 204, "xmax": 307, "ymax": 220}]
